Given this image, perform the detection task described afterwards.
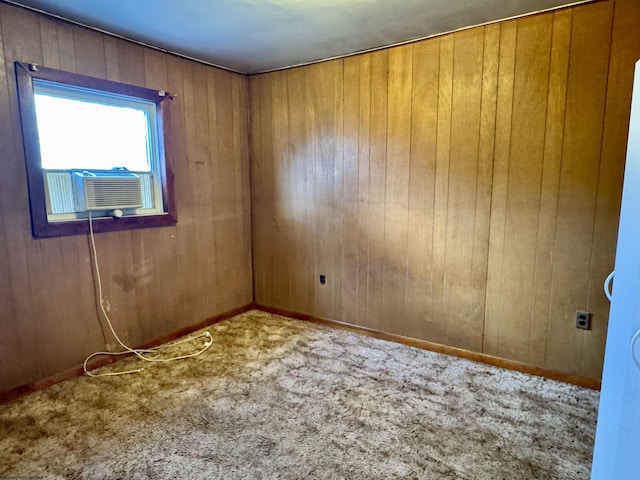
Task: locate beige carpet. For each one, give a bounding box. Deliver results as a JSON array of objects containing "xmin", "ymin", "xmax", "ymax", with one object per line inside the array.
[{"xmin": 0, "ymin": 310, "xmax": 599, "ymax": 479}]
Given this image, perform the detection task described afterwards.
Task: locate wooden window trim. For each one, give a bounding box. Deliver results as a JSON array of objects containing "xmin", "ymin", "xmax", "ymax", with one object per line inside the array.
[{"xmin": 14, "ymin": 61, "xmax": 177, "ymax": 239}]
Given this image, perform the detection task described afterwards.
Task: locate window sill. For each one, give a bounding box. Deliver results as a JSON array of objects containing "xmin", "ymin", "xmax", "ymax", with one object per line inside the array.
[{"xmin": 32, "ymin": 212, "xmax": 177, "ymax": 239}]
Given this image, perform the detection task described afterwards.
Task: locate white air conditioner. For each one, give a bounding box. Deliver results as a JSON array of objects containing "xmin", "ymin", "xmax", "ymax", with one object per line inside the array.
[{"xmin": 72, "ymin": 170, "xmax": 143, "ymax": 212}]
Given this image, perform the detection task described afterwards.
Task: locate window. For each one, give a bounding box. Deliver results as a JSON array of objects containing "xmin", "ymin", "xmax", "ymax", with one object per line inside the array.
[{"xmin": 15, "ymin": 62, "xmax": 177, "ymax": 238}]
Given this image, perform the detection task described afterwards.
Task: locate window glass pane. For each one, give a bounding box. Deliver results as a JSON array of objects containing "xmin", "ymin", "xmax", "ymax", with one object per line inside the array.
[{"xmin": 34, "ymin": 93, "xmax": 151, "ymax": 172}]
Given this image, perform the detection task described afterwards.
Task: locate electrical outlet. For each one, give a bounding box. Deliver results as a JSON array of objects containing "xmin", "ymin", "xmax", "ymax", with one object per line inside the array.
[
  {"xmin": 576, "ymin": 311, "xmax": 591, "ymax": 330},
  {"xmin": 319, "ymin": 274, "xmax": 326, "ymax": 285}
]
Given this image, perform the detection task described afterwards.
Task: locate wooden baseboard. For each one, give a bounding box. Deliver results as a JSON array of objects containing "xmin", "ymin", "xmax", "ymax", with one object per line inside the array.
[
  {"xmin": 256, "ymin": 305, "xmax": 602, "ymax": 391},
  {"xmin": 0, "ymin": 303, "xmax": 254, "ymax": 404},
  {"xmin": 1, "ymin": 302, "xmax": 600, "ymax": 404}
]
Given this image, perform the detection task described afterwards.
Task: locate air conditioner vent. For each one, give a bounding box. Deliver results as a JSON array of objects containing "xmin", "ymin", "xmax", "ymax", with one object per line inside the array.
[{"xmin": 72, "ymin": 170, "xmax": 143, "ymax": 212}]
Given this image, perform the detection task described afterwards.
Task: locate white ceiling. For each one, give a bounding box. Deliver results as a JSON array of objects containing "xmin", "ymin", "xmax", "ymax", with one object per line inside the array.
[{"xmin": 8, "ymin": 0, "xmax": 592, "ymax": 74}]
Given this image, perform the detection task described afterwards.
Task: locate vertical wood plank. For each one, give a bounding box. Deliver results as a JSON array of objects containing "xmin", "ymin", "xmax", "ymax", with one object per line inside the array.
[
  {"xmin": 191, "ymin": 62, "xmax": 216, "ymax": 319},
  {"xmin": 444, "ymin": 28, "xmax": 485, "ymax": 350},
  {"xmin": 39, "ymin": 16, "xmax": 59, "ymax": 68},
  {"xmin": 366, "ymin": 50, "xmax": 388, "ymax": 331},
  {"xmin": 103, "ymin": 36, "xmax": 120, "ymax": 81},
  {"xmin": 430, "ymin": 35, "xmax": 453, "ymax": 344},
  {"xmin": 300, "ymin": 67, "xmax": 315, "ymax": 313},
  {"xmin": 332, "ymin": 60, "xmax": 344, "ymax": 320},
  {"xmin": 55, "ymin": 22, "xmax": 76, "ymax": 72},
  {"xmin": 309, "ymin": 63, "xmax": 336, "ymax": 320},
  {"xmin": 207, "ymin": 65, "xmax": 224, "ymax": 315},
  {"xmin": 249, "ymin": 76, "xmax": 265, "ymax": 305},
  {"xmin": 271, "ymin": 70, "xmax": 291, "ymax": 310},
  {"xmin": 341, "ymin": 57, "xmax": 360, "ymax": 322},
  {"xmin": 73, "ymin": 27, "xmax": 106, "ymax": 77},
  {"xmin": 215, "ymin": 68, "xmax": 245, "ymax": 312},
  {"xmin": 491, "ymin": 15, "xmax": 553, "ymax": 362},
  {"xmin": 286, "ymin": 67, "xmax": 307, "ymax": 314},
  {"xmin": 530, "ymin": 9, "xmax": 572, "ymax": 367},
  {"xmin": 356, "ymin": 55, "xmax": 372, "ymax": 325},
  {"xmin": 405, "ymin": 39, "xmax": 439, "ymax": 338},
  {"xmin": 382, "ymin": 44, "xmax": 413, "ymax": 332},
  {"xmin": 166, "ymin": 54, "xmax": 198, "ymax": 326},
  {"xmin": 176, "ymin": 58, "xmax": 202, "ymax": 321},
  {"xmin": 471, "ymin": 23, "xmax": 499, "ymax": 352},
  {"xmin": 232, "ymin": 73, "xmax": 253, "ymax": 307},
  {"xmin": 248, "ymin": 76, "xmax": 261, "ymax": 304},
  {"xmin": 484, "ymin": 20, "xmax": 517, "ymax": 356},
  {"xmin": 253, "ymin": 74, "xmax": 275, "ymax": 307},
  {"xmin": 546, "ymin": 0, "xmax": 614, "ymax": 374}
]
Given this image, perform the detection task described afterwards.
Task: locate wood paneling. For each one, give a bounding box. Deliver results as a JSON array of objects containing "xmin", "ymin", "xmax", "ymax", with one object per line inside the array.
[
  {"xmin": 545, "ymin": 0, "xmax": 614, "ymax": 375},
  {"xmin": 250, "ymin": 0, "xmax": 640, "ymax": 379},
  {"xmin": 0, "ymin": 3, "xmax": 253, "ymax": 393},
  {"xmin": 339, "ymin": 57, "xmax": 358, "ymax": 324},
  {"xmin": 405, "ymin": 39, "xmax": 438, "ymax": 339},
  {"xmin": 2, "ymin": 0, "xmax": 638, "ymax": 391},
  {"xmin": 355, "ymin": 55, "xmax": 372, "ymax": 326},
  {"xmin": 445, "ymin": 28, "xmax": 487, "ymax": 351},
  {"xmin": 485, "ymin": 14, "xmax": 554, "ymax": 363},
  {"xmin": 365, "ymin": 51, "xmax": 387, "ymax": 331},
  {"xmin": 382, "ymin": 44, "xmax": 412, "ymax": 329}
]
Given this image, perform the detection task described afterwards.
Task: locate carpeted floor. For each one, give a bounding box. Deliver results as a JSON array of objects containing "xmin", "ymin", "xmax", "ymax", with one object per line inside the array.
[{"xmin": 0, "ymin": 310, "xmax": 599, "ymax": 479}]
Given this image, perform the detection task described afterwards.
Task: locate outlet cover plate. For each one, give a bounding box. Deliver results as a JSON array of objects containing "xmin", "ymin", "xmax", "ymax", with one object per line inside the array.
[{"xmin": 576, "ymin": 311, "xmax": 591, "ymax": 330}]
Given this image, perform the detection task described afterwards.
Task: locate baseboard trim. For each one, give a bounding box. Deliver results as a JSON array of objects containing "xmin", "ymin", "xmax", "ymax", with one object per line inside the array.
[
  {"xmin": 256, "ymin": 305, "xmax": 602, "ymax": 391},
  {"xmin": 2, "ymin": 302, "xmax": 600, "ymax": 404},
  {"xmin": 0, "ymin": 303, "xmax": 254, "ymax": 404}
]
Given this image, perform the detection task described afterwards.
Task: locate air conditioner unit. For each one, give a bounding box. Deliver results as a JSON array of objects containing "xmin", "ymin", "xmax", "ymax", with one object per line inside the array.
[{"xmin": 72, "ymin": 170, "xmax": 143, "ymax": 212}]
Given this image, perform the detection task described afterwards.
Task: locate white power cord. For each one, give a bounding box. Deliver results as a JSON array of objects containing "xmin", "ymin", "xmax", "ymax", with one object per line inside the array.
[{"xmin": 83, "ymin": 212, "xmax": 213, "ymax": 377}]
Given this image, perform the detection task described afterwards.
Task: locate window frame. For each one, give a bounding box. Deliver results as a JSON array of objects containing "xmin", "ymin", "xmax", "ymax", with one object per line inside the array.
[{"xmin": 15, "ymin": 61, "xmax": 177, "ymax": 239}]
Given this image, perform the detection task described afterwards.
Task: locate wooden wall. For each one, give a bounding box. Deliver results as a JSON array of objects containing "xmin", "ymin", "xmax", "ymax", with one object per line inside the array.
[
  {"xmin": 250, "ymin": 0, "xmax": 640, "ymax": 380},
  {"xmin": 0, "ymin": 3, "xmax": 253, "ymax": 393}
]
